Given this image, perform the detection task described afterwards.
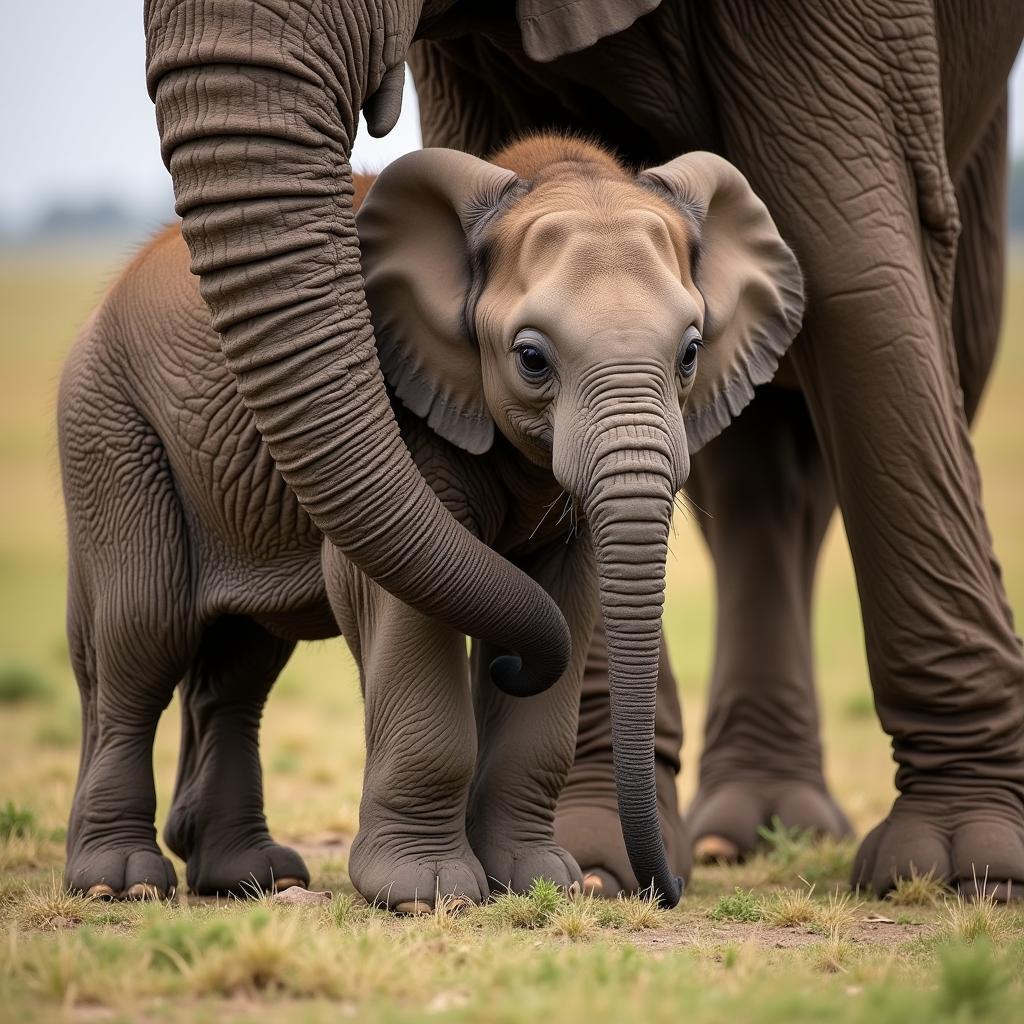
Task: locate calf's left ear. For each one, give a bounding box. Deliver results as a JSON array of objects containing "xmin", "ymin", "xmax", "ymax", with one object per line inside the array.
[
  {"xmin": 357, "ymin": 149, "xmax": 520, "ymax": 454},
  {"xmin": 640, "ymin": 153, "xmax": 804, "ymax": 454}
]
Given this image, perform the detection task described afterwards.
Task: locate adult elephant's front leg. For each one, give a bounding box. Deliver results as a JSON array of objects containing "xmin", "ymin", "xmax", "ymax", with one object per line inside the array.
[{"xmin": 706, "ymin": 0, "xmax": 1024, "ymax": 898}]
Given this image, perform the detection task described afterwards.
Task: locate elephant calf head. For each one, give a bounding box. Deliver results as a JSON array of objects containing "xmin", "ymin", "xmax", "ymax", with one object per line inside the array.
[{"xmin": 357, "ymin": 135, "xmax": 804, "ymax": 907}]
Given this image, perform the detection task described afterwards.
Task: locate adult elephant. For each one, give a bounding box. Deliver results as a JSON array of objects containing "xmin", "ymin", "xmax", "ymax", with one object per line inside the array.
[
  {"xmin": 145, "ymin": 0, "xmax": 1024, "ymax": 897},
  {"xmin": 408, "ymin": 1, "xmax": 1024, "ymax": 898}
]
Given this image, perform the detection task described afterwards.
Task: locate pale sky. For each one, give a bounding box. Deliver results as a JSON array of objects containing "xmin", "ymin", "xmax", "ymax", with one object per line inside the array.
[{"xmin": 1, "ymin": 4, "xmax": 1022, "ymax": 230}]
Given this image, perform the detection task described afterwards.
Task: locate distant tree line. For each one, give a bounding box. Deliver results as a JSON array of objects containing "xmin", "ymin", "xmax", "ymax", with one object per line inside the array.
[{"xmin": 3, "ymin": 162, "xmax": 1024, "ymax": 244}]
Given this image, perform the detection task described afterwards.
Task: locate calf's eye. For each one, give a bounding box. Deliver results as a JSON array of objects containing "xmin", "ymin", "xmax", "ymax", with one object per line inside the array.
[
  {"xmin": 678, "ymin": 325, "xmax": 702, "ymax": 381},
  {"xmin": 513, "ymin": 329, "xmax": 553, "ymax": 383}
]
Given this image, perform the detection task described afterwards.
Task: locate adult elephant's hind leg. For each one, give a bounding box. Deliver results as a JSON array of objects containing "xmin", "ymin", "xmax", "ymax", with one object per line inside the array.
[
  {"xmin": 686, "ymin": 385, "xmax": 851, "ymax": 863},
  {"xmin": 163, "ymin": 616, "xmax": 309, "ymax": 895}
]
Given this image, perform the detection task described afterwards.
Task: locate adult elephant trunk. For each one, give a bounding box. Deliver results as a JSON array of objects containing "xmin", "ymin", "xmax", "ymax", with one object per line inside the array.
[
  {"xmin": 581, "ymin": 429, "xmax": 684, "ymax": 909},
  {"xmin": 143, "ymin": 1, "xmax": 568, "ymax": 694}
]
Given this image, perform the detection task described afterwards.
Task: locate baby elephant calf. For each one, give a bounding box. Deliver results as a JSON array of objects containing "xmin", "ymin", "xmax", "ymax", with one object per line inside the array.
[{"xmin": 59, "ymin": 134, "xmax": 802, "ymax": 908}]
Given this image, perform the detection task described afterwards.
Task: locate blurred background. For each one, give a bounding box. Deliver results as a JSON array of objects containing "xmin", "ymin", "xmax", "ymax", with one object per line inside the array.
[{"xmin": 0, "ymin": 7, "xmax": 1021, "ymax": 864}]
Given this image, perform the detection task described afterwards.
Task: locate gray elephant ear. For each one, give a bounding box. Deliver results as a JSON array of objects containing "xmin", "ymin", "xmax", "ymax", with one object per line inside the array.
[
  {"xmin": 357, "ymin": 149, "xmax": 519, "ymax": 455},
  {"xmin": 640, "ymin": 152, "xmax": 805, "ymax": 454}
]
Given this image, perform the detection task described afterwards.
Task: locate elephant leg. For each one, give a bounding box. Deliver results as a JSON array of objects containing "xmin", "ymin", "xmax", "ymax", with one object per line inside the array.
[
  {"xmin": 323, "ymin": 546, "xmax": 487, "ymax": 912},
  {"xmin": 163, "ymin": 616, "xmax": 309, "ymax": 895},
  {"xmin": 63, "ymin": 395, "xmax": 192, "ymax": 899},
  {"xmin": 553, "ymin": 619, "xmax": 690, "ymax": 897},
  {"xmin": 685, "ymin": 384, "xmax": 851, "ymax": 862},
  {"xmin": 850, "ymin": 95, "xmax": 1021, "ymax": 899},
  {"xmin": 951, "ymin": 91, "xmax": 1007, "ymax": 429},
  {"xmin": 468, "ymin": 545, "xmax": 595, "ymax": 896},
  {"xmin": 65, "ymin": 582, "xmax": 184, "ymax": 899},
  {"xmin": 705, "ymin": 5, "xmax": 1024, "ymax": 899}
]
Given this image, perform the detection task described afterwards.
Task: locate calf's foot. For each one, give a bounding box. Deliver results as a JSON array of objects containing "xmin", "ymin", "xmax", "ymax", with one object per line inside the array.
[
  {"xmin": 470, "ymin": 830, "xmax": 582, "ymax": 895},
  {"xmin": 347, "ymin": 825, "xmax": 488, "ymax": 913},
  {"xmin": 164, "ymin": 797, "xmax": 308, "ymax": 896},
  {"xmin": 66, "ymin": 836, "xmax": 177, "ymax": 900}
]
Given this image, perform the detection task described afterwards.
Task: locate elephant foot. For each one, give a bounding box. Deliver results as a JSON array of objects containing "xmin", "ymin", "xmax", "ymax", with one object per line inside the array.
[
  {"xmin": 471, "ymin": 834, "xmax": 582, "ymax": 895},
  {"xmin": 165, "ymin": 798, "xmax": 308, "ymax": 896},
  {"xmin": 688, "ymin": 776, "xmax": 852, "ymax": 863},
  {"xmin": 186, "ymin": 837, "xmax": 309, "ymax": 896},
  {"xmin": 852, "ymin": 793, "xmax": 1024, "ymax": 901},
  {"xmin": 581, "ymin": 867, "xmax": 621, "ymax": 897},
  {"xmin": 692, "ymin": 835, "xmax": 740, "ymax": 863},
  {"xmin": 555, "ymin": 760, "xmax": 691, "ymax": 898},
  {"xmin": 66, "ymin": 841, "xmax": 177, "ymax": 900},
  {"xmin": 393, "ymin": 895, "xmax": 475, "ymax": 916},
  {"xmin": 347, "ymin": 828, "xmax": 488, "ymax": 911}
]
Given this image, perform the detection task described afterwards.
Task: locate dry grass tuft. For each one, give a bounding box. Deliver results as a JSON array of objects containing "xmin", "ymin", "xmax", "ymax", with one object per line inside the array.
[
  {"xmin": 808, "ymin": 926, "xmax": 855, "ymax": 974},
  {"xmin": 187, "ymin": 910, "xmax": 308, "ymax": 997},
  {"xmin": 941, "ymin": 886, "xmax": 1010, "ymax": 944},
  {"xmin": 815, "ymin": 888, "xmax": 862, "ymax": 936},
  {"xmin": 549, "ymin": 898, "xmax": 596, "ymax": 941},
  {"xmin": 10, "ymin": 873, "xmax": 94, "ymax": 931},
  {"xmin": 761, "ymin": 885, "xmax": 819, "ymax": 928},
  {"xmin": 886, "ymin": 867, "xmax": 947, "ymax": 907},
  {"xmin": 616, "ymin": 890, "xmax": 669, "ymax": 931}
]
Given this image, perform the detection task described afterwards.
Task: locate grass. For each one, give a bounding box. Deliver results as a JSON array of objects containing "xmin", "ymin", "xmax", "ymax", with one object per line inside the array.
[
  {"xmin": 0, "ymin": 801, "xmax": 36, "ymax": 840},
  {"xmin": 0, "ymin": 251, "xmax": 1023, "ymax": 1020},
  {"xmin": 941, "ymin": 888, "xmax": 1011, "ymax": 944},
  {"xmin": 0, "ymin": 662, "xmax": 53, "ymax": 704},
  {"xmin": 887, "ymin": 868, "xmax": 947, "ymax": 908},
  {"xmin": 709, "ymin": 887, "xmax": 763, "ymax": 923},
  {"xmin": 761, "ymin": 884, "xmax": 819, "ymax": 927}
]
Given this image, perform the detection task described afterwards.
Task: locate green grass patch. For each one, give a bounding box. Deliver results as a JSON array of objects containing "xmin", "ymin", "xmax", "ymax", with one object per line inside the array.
[
  {"xmin": 0, "ymin": 802, "xmax": 37, "ymax": 840},
  {"xmin": 0, "ymin": 662, "xmax": 53, "ymax": 704},
  {"xmin": 708, "ymin": 887, "xmax": 763, "ymax": 923}
]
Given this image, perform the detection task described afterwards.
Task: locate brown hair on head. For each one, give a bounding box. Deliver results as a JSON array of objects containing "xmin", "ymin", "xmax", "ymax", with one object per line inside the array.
[
  {"xmin": 352, "ymin": 172, "xmax": 377, "ymax": 213},
  {"xmin": 489, "ymin": 132, "xmax": 629, "ymax": 184}
]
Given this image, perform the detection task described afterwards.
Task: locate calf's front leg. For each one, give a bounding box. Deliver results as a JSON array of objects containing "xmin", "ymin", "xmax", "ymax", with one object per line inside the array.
[{"xmin": 323, "ymin": 544, "xmax": 487, "ymax": 912}]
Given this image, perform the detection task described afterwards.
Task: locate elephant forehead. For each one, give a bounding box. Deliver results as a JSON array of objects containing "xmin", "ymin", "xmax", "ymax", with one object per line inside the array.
[
  {"xmin": 514, "ymin": 206, "xmax": 686, "ymax": 282},
  {"xmin": 486, "ymin": 215, "xmax": 699, "ymax": 334}
]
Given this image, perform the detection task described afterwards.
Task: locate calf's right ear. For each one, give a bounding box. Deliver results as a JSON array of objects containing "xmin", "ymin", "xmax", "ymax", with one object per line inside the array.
[{"xmin": 357, "ymin": 149, "xmax": 521, "ymax": 455}]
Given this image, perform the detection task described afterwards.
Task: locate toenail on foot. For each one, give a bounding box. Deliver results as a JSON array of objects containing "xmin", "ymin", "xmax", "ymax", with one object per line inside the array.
[
  {"xmin": 438, "ymin": 894, "xmax": 474, "ymax": 914},
  {"xmin": 271, "ymin": 887, "xmax": 332, "ymax": 905},
  {"xmin": 583, "ymin": 873, "xmax": 604, "ymax": 895},
  {"xmin": 125, "ymin": 883, "xmax": 163, "ymax": 901},
  {"xmin": 394, "ymin": 899, "xmax": 432, "ymax": 915},
  {"xmin": 272, "ymin": 877, "xmax": 306, "ymax": 893},
  {"xmin": 86, "ymin": 884, "xmax": 116, "ymax": 900},
  {"xmin": 694, "ymin": 835, "xmax": 740, "ymax": 863}
]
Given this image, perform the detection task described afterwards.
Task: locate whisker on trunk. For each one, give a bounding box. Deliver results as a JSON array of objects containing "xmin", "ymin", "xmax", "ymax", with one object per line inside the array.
[
  {"xmin": 530, "ymin": 490, "xmax": 568, "ymax": 541},
  {"xmin": 680, "ymin": 491, "xmax": 712, "ymax": 519}
]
